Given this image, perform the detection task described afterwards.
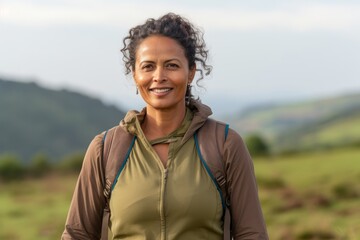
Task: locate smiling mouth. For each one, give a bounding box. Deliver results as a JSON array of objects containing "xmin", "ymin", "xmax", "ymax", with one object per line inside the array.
[{"xmin": 150, "ymin": 88, "xmax": 172, "ymax": 93}]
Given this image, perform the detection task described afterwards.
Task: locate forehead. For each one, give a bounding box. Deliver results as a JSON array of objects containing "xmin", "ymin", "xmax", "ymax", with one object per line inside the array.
[{"xmin": 136, "ymin": 35, "xmax": 186, "ymax": 60}]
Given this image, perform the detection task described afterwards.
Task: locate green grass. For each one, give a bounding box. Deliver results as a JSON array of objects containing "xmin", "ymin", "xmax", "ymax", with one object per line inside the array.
[
  {"xmin": 0, "ymin": 175, "xmax": 76, "ymax": 240},
  {"xmin": 254, "ymin": 147, "xmax": 360, "ymax": 239},
  {"xmin": 256, "ymin": 148, "xmax": 360, "ymax": 190},
  {"xmin": 0, "ymin": 148, "xmax": 359, "ymax": 239}
]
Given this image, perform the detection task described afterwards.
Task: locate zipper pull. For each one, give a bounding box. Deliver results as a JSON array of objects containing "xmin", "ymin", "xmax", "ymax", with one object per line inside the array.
[{"xmin": 164, "ymin": 168, "xmax": 168, "ymax": 180}]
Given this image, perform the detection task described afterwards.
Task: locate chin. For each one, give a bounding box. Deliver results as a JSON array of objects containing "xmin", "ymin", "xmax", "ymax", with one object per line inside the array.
[{"xmin": 147, "ymin": 101, "xmax": 185, "ymax": 111}]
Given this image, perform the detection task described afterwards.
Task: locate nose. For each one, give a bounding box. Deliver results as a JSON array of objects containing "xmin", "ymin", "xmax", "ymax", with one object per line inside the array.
[{"xmin": 153, "ymin": 66, "xmax": 167, "ymax": 82}]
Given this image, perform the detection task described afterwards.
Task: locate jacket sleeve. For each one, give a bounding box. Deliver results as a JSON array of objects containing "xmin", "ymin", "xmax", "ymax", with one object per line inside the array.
[
  {"xmin": 224, "ymin": 129, "xmax": 269, "ymax": 239},
  {"xmin": 61, "ymin": 133, "xmax": 106, "ymax": 240}
]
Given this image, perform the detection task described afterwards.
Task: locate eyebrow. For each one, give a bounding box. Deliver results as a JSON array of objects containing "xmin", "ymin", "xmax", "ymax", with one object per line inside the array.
[
  {"xmin": 165, "ymin": 58, "xmax": 181, "ymax": 63},
  {"xmin": 139, "ymin": 58, "xmax": 182, "ymax": 65}
]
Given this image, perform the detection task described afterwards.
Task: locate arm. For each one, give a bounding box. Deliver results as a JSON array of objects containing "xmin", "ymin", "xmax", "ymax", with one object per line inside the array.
[
  {"xmin": 224, "ymin": 129, "xmax": 268, "ymax": 239},
  {"xmin": 61, "ymin": 134, "xmax": 106, "ymax": 240}
]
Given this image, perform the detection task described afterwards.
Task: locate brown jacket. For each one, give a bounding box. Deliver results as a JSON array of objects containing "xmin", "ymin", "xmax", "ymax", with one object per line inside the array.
[{"xmin": 61, "ymin": 101, "xmax": 268, "ymax": 239}]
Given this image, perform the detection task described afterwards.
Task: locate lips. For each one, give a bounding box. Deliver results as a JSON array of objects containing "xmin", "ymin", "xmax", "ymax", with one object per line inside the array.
[{"xmin": 150, "ymin": 88, "xmax": 172, "ymax": 93}]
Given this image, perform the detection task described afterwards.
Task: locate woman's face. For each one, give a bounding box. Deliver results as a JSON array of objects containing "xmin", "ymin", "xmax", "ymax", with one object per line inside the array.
[{"xmin": 133, "ymin": 35, "xmax": 195, "ymax": 113}]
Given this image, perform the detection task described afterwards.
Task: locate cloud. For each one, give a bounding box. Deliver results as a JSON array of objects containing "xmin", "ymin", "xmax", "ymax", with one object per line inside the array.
[{"xmin": 1, "ymin": 2, "xmax": 360, "ymax": 32}]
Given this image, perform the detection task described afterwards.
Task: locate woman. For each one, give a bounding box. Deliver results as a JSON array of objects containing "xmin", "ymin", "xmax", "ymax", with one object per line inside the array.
[{"xmin": 62, "ymin": 13, "xmax": 268, "ymax": 240}]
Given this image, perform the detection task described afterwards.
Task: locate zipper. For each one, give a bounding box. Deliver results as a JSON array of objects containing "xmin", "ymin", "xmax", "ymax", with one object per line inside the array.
[
  {"xmin": 144, "ymin": 133, "xmax": 171, "ymax": 240},
  {"xmin": 160, "ymin": 168, "xmax": 168, "ymax": 240}
]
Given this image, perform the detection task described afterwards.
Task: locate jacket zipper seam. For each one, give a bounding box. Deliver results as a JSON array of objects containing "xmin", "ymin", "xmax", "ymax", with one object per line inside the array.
[{"xmin": 160, "ymin": 168, "xmax": 168, "ymax": 240}]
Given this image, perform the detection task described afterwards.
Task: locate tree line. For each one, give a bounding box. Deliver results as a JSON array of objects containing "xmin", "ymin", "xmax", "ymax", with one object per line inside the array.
[
  {"xmin": 0, "ymin": 134, "xmax": 270, "ymax": 181},
  {"xmin": 0, "ymin": 152, "xmax": 85, "ymax": 181}
]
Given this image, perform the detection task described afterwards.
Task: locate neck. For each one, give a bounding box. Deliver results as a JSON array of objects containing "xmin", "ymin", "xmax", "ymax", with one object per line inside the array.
[{"xmin": 142, "ymin": 105, "xmax": 187, "ymax": 140}]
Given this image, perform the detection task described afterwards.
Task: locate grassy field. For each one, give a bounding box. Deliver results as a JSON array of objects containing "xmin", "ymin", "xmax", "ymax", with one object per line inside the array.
[
  {"xmin": 0, "ymin": 147, "xmax": 359, "ymax": 239},
  {"xmin": 0, "ymin": 175, "xmax": 76, "ymax": 240},
  {"xmin": 255, "ymin": 148, "xmax": 360, "ymax": 239}
]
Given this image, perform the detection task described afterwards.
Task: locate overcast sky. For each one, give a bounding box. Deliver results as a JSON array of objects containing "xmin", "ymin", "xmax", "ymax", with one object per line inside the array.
[{"xmin": 1, "ymin": 0, "xmax": 360, "ymax": 116}]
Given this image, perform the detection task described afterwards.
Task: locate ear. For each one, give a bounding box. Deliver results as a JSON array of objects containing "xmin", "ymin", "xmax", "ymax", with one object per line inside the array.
[
  {"xmin": 132, "ymin": 68, "xmax": 135, "ymax": 78},
  {"xmin": 132, "ymin": 70, "xmax": 137, "ymax": 84},
  {"xmin": 188, "ymin": 64, "xmax": 196, "ymax": 84}
]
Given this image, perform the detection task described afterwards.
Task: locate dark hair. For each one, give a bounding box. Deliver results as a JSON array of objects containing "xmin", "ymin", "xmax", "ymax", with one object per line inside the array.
[{"xmin": 121, "ymin": 13, "xmax": 212, "ymax": 101}]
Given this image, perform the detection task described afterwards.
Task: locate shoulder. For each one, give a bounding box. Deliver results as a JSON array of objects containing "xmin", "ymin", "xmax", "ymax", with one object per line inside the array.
[
  {"xmin": 203, "ymin": 119, "xmax": 250, "ymax": 161},
  {"xmin": 202, "ymin": 118, "xmax": 243, "ymax": 143},
  {"xmin": 225, "ymin": 127, "xmax": 245, "ymax": 146},
  {"xmin": 199, "ymin": 118, "xmax": 247, "ymax": 155},
  {"xmin": 201, "ymin": 118, "xmax": 229, "ymax": 136},
  {"xmin": 87, "ymin": 132, "xmax": 105, "ymax": 156},
  {"xmin": 204, "ymin": 118, "xmax": 227, "ymax": 127},
  {"xmin": 223, "ymin": 127, "xmax": 253, "ymax": 169},
  {"xmin": 84, "ymin": 125, "xmax": 122, "ymax": 161}
]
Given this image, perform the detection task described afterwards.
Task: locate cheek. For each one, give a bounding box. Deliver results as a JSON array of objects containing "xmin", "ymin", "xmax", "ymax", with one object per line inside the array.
[{"xmin": 134, "ymin": 73, "xmax": 150, "ymax": 86}]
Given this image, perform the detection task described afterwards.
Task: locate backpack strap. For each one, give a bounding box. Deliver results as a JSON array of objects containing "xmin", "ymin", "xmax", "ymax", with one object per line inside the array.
[
  {"xmin": 100, "ymin": 128, "xmax": 114, "ymax": 240},
  {"xmin": 101, "ymin": 126, "xmax": 136, "ymax": 240},
  {"xmin": 196, "ymin": 119, "xmax": 231, "ymax": 240},
  {"xmin": 102, "ymin": 128, "xmax": 115, "ymax": 201}
]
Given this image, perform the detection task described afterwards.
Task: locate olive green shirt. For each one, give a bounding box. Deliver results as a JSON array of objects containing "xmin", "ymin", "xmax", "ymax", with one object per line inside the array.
[{"xmin": 109, "ymin": 109, "xmax": 223, "ymax": 240}]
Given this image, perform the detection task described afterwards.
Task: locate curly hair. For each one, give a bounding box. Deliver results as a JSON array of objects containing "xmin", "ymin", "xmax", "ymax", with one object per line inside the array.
[{"xmin": 121, "ymin": 12, "xmax": 212, "ymax": 101}]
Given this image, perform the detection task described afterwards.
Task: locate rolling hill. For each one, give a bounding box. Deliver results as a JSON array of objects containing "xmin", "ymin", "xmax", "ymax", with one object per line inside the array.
[
  {"xmin": 0, "ymin": 78, "xmax": 126, "ymax": 162},
  {"xmin": 228, "ymin": 93, "xmax": 360, "ymax": 152},
  {"xmin": 275, "ymin": 106, "xmax": 360, "ymax": 151}
]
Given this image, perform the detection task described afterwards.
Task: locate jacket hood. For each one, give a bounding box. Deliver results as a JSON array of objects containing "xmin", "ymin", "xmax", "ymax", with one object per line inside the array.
[
  {"xmin": 182, "ymin": 99, "xmax": 213, "ymax": 143},
  {"xmin": 119, "ymin": 100, "xmax": 213, "ymax": 143}
]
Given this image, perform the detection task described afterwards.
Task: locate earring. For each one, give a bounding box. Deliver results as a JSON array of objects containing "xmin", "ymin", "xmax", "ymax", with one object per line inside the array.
[
  {"xmin": 136, "ymin": 86, "xmax": 139, "ymax": 95},
  {"xmin": 185, "ymin": 84, "xmax": 191, "ymax": 106}
]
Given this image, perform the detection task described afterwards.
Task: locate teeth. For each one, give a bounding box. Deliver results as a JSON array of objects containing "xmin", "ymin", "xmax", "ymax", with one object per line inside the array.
[{"xmin": 152, "ymin": 88, "xmax": 171, "ymax": 93}]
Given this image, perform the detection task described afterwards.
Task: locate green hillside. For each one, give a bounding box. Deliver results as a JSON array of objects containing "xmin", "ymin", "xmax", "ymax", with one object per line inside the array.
[
  {"xmin": 276, "ymin": 107, "xmax": 360, "ymax": 151},
  {"xmin": 229, "ymin": 93, "xmax": 360, "ymax": 152},
  {"xmin": 0, "ymin": 78, "xmax": 126, "ymax": 162}
]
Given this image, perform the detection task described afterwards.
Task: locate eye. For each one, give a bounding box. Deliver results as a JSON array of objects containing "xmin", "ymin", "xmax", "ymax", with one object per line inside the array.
[
  {"xmin": 166, "ymin": 63, "xmax": 179, "ymax": 70},
  {"xmin": 141, "ymin": 63, "xmax": 154, "ymax": 71}
]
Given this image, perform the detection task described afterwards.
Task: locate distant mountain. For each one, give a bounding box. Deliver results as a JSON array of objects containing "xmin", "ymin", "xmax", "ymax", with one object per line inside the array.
[
  {"xmin": 0, "ymin": 78, "xmax": 126, "ymax": 162},
  {"xmin": 228, "ymin": 93, "xmax": 360, "ymax": 152}
]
